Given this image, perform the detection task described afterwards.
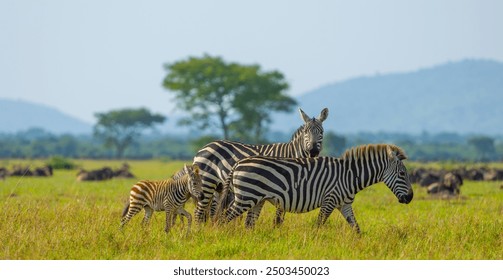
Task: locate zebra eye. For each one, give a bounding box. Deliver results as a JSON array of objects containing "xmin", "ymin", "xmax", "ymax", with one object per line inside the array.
[{"xmin": 399, "ymin": 171, "xmax": 406, "ymax": 177}]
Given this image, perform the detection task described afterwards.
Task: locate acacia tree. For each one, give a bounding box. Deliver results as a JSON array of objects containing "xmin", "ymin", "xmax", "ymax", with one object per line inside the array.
[
  {"xmin": 93, "ymin": 108, "xmax": 165, "ymax": 158},
  {"xmin": 162, "ymin": 54, "xmax": 296, "ymax": 141},
  {"xmin": 231, "ymin": 66, "xmax": 295, "ymax": 142}
]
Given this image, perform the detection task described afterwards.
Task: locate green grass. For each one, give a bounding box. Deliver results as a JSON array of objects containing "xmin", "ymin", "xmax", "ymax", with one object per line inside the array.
[{"xmin": 1, "ymin": 160, "xmax": 501, "ymax": 259}]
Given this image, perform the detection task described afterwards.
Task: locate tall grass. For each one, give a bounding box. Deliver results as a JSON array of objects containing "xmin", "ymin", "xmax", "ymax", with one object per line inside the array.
[{"xmin": 0, "ymin": 160, "xmax": 501, "ymax": 259}]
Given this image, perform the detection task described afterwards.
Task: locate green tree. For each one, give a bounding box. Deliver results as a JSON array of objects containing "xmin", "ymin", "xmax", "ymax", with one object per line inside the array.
[
  {"xmin": 55, "ymin": 134, "xmax": 78, "ymax": 157},
  {"xmin": 231, "ymin": 66, "xmax": 295, "ymax": 142},
  {"xmin": 162, "ymin": 54, "xmax": 296, "ymax": 141},
  {"xmin": 321, "ymin": 131, "xmax": 347, "ymax": 156},
  {"xmin": 468, "ymin": 136, "xmax": 496, "ymax": 161},
  {"xmin": 93, "ymin": 108, "xmax": 166, "ymax": 158}
]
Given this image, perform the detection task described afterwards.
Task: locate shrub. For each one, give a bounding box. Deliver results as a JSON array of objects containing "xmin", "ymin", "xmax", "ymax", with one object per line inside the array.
[{"xmin": 46, "ymin": 156, "xmax": 77, "ymax": 170}]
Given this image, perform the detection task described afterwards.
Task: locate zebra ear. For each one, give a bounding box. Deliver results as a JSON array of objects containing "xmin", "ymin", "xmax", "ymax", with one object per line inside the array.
[
  {"xmin": 396, "ymin": 152, "xmax": 407, "ymax": 161},
  {"xmin": 183, "ymin": 164, "xmax": 190, "ymax": 174},
  {"xmin": 388, "ymin": 146, "xmax": 407, "ymax": 161},
  {"xmin": 317, "ymin": 108, "xmax": 329, "ymax": 123},
  {"xmin": 299, "ymin": 108, "xmax": 311, "ymax": 123}
]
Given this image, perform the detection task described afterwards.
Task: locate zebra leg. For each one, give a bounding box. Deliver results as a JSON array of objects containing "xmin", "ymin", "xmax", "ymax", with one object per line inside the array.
[
  {"xmin": 209, "ymin": 195, "xmax": 219, "ymax": 221},
  {"xmin": 120, "ymin": 203, "xmax": 142, "ymax": 229},
  {"xmin": 164, "ymin": 208, "xmax": 176, "ymax": 233},
  {"xmin": 223, "ymin": 203, "xmax": 248, "ymax": 225},
  {"xmin": 273, "ymin": 208, "xmax": 286, "ymax": 226},
  {"xmin": 316, "ymin": 197, "xmax": 336, "ymax": 226},
  {"xmin": 171, "ymin": 209, "xmax": 184, "ymax": 227},
  {"xmin": 142, "ymin": 206, "xmax": 153, "ymax": 226},
  {"xmin": 177, "ymin": 208, "xmax": 192, "ymax": 235},
  {"xmin": 163, "ymin": 199, "xmax": 177, "ymax": 233},
  {"xmin": 194, "ymin": 179, "xmax": 220, "ymax": 223},
  {"xmin": 338, "ymin": 204, "xmax": 361, "ymax": 233},
  {"xmin": 244, "ymin": 200, "xmax": 265, "ymax": 229}
]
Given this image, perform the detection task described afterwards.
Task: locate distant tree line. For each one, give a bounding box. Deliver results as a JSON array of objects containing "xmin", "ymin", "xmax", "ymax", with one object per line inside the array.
[
  {"xmin": 1, "ymin": 127, "xmax": 502, "ymax": 162},
  {"xmin": 2, "ymin": 55, "xmax": 502, "ymax": 162},
  {"xmin": 0, "ymin": 128, "xmax": 193, "ymax": 160},
  {"xmin": 335, "ymin": 132, "xmax": 503, "ymax": 162}
]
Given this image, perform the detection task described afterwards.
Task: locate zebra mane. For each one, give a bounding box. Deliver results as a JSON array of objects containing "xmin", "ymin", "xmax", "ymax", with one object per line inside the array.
[
  {"xmin": 171, "ymin": 164, "xmax": 199, "ymax": 180},
  {"xmin": 341, "ymin": 144, "xmax": 407, "ymax": 161},
  {"xmin": 289, "ymin": 124, "xmax": 306, "ymax": 141},
  {"xmin": 171, "ymin": 168, "xmax": 186, "ymax": 180}
]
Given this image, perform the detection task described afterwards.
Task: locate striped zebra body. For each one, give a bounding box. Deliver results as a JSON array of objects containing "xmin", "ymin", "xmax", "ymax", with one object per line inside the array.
[
  {"xmin": 218, "ymin": 144, "xmax": 413, "ymax": 233},
  {"xmin": 193, "ymin": 108, "xmax": 329, "ymax": 223},
  {"xmin": 120, "ymin": 164, "xmax": 203, "ymax": 234}
]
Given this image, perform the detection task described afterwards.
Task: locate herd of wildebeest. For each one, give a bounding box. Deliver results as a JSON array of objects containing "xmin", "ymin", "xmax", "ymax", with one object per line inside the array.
[
  {"xmin": 409, "ymin": 166, "xmax": 503, "ymax": 197},
  {"xmin": 0, "ymin": 163, "xmax": 134, "ymax": 181},
  {"xmin": 1, "ymin": 161, "xmax": 502, "ymax": 197}
]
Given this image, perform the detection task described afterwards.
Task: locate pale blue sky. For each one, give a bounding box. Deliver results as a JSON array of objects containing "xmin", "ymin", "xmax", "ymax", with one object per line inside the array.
[{"xmin": 1, "ymin": 0, "xmax": 502, "ymax": 123}]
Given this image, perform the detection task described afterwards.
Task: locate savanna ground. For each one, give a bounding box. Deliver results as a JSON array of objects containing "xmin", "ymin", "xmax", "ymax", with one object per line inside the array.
[{"xmin": 0, "ymin": 159, "xmax": 501, "ymax": 260}]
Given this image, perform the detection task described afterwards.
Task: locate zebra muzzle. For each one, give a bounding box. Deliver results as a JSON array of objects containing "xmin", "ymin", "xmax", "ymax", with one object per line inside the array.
[
  {"xmin": 309, "ymin": 147, "xmax": 320, "ymax": 157},
  {"xmin": 398, "ymin": 191, "xmax": 413, "ymax": 204}
]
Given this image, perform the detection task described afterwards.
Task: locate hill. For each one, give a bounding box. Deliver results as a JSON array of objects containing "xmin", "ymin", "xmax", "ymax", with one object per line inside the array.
[
  {"xmin": 2, "ymin": 59, "xmax": 502, "ymax": 136},
  {"xmin": 272, "ymin": 59, "xmax": 503, "ymax": 135},
  {"xmin": 0, "ymin": 98, "xmax": 92, "ymax": 134}
]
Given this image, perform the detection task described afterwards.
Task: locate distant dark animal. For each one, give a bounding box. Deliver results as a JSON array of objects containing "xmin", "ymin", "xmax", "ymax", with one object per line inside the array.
[
  {"xmin": 410, "ymin": 168, "xmax": 445, "ymax": 186},
  {"xmin": 76, "ymin": 167, "xmax": 114, "ymax": 181},
  {"xmin": 9, "ymin": 165, "xmax": 33, "ymax": 176},
  {"xmin": 465, "ymin": 168, "xmax": 484, "ymax": 181},
  {"xmin": 113, "ymin": 163, "xmax": 135, "ymax": 178},
  {"xmin": 33, "ymin": 165, "xmax": 53, "ymax": 177},
  {"xmin": 419, "ymin": 171, "xmax": 442, "ymax": 187},
  {"xmin": 0, "ymin": 167, "xmax": 7, "ymax": 180},
  {"xmin": 408, "ymin": 168, "xmax": 427, "ymax": 184},
  {"xmin": 427, "ymin": 172, "xmax": 463, "ymax": 197},
  {"xmin": 482, "ymin": 168, "xmax": 503, "ymax": 181}
]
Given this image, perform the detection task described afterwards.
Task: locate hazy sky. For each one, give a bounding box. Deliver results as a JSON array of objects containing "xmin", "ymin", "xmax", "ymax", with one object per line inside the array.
[{"xmin": 1, "ymin": 0, "xmax": 502, "ymax": 123}]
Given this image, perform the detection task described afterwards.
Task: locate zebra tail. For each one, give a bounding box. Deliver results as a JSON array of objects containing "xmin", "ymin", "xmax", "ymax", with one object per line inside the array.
[
  {"xmin": 121, "ymin": 200, "xmax": 130, "ymax": 218},
  {"xmin": 214, "ymin": 168, "xmax": 234, "ymax": 223}
]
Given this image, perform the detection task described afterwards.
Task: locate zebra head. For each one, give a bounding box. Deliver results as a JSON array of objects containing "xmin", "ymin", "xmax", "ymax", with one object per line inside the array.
[
  {"xmin": 299, "ymin": 108, "xmax": 329, "ymax": 157},
  {"xmin": 382, "ymin": 146, "xmax": 414, "ymax": 204},
  {"xmin": 184, "ymin": 164, "xmax": 205, "ymax": 202}
]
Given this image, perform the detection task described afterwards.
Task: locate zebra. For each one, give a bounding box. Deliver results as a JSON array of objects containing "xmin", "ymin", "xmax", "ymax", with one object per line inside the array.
[
  {"xmin": 120, "ymin": 164, "xmax": 204, "ymax": 234},
  {"xmin": 192, "ymin": 107, "xmax": 329, "ymax": 224},
  {"xmin": 216, "ymin": 144, "xmax": 413, "ymax": 233}
]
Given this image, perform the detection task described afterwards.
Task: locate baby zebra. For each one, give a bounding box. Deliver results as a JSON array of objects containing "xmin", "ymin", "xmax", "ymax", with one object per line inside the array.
[{"xmin": 120, "ymin": 164, "xmax": 204, "ymax": 234}]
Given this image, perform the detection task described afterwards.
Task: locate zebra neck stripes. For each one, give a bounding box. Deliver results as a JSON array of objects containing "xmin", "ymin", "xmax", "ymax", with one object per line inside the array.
[{"xmin": 257, "ymin": 135, "xmax": 309, "ymax": 159}]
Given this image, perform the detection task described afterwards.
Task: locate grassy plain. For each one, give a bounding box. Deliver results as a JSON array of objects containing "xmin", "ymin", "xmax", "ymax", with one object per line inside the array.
[{"xmin": 0, "ymin": 159, "xmax": 501, "ymax": 259}]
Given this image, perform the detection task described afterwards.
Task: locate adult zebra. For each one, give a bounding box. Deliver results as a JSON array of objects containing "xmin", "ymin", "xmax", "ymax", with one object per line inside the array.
[
  {"xmin": 217, "ymin": 144, "xmax": 413, "ymax": 233},
  {"xmin": 193, "ymin": 107, "xmax": 329, "ymax": 224}
]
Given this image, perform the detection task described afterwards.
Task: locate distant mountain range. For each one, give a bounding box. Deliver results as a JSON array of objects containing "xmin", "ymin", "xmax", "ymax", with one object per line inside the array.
[
  {"xmin": 0, "ymin": 99, "xmax": 92, "ymax": 134},
  {"xmin": 1, "ymin": 59, "xmax": 502, "ymax": 135},
  {"xmin": 272, "ymin": 59, "xmax": 503, "ymax": 135}
]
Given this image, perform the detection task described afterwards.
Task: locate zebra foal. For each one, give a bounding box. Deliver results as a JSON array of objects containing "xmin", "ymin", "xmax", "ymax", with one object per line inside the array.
[
  {"xmin": 193, "ymin": 107, "xmax": 329, "ymax": 224},
  {"xmin": 217, "ymin": 144, "xmax": 413, "ymax": 233},
  {"xmin": 120, "ymin": 164, "xmax": 204, "ymax": 234}
]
